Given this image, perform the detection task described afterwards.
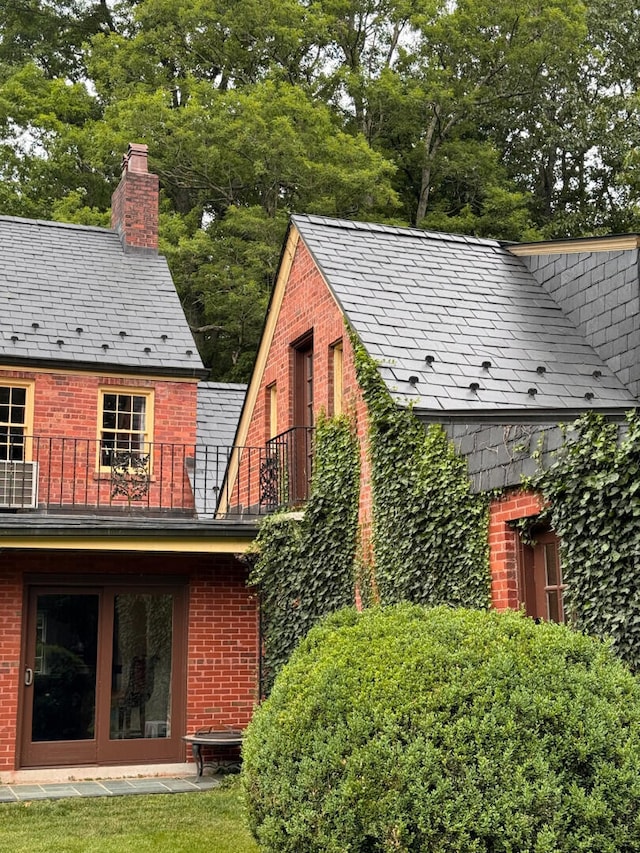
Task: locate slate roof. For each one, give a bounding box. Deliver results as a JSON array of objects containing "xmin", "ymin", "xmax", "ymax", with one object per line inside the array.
[
  {"xmin": 197, "ymin": 382, "xmax": 247, "ymax": 449},
  {"xmin": 0, "ymin": 216, "xmax": 205, "ymax": 377},
  {"xmin": 292, "ymin": 214, "xmax": 637, "ymax": 417},
  {"xmin": 192, "ymin": 382, "xmax": 247, "ymax": 518}
]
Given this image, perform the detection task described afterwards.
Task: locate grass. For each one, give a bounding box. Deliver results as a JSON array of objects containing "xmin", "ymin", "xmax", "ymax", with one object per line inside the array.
[{"xmin": 0, "ymin": 778, "xmax": 259, "ymax": 853}]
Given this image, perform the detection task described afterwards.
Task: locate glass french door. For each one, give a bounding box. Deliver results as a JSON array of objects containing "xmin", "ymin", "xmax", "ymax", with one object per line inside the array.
[{"xmin": 21, "ymin": 582, "xmax": 186, "ymax": 768}]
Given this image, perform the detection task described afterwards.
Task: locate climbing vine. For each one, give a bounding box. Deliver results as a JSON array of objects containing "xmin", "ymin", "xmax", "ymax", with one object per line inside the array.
[
  {"xmin": 531, "ymin": 410, "xmax": 640, "ymax": 671},
  {"xmin": 353, "ymin": 338, "xmax": 491, "ymax": 608},
  {"xmin": 249, "ymin": 412, "xmax": 360, "ymax": 694}
]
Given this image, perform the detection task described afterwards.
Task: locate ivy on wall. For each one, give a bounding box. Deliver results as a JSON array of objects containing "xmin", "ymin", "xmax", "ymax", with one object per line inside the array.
[
  {"xmin": 250, "ymin": 339, "xmax": 493, "ymax": 694},
  {"xmin": 249, "ymin": 413, "xmax": 360, "ymax": 694},
  {"xmin": 531, "ymin": 410, "xmax": 640, "ymax": 671},
  {"xmin": 353, "ymin": 338, "xmax": 491, "ymax": 608}
]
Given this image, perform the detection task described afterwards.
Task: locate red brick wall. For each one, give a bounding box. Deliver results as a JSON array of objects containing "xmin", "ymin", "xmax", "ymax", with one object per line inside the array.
[
  {"xmin": 0, "ymin": 368, "xmax": 198, "ymax": 510},
  {"xmin": 488, "ymin": 489, "xmax": 545, "ymax": 610},
  {"xmin": 0, "ymin": 559, "xmax": 21, "ymax": 772},
  {"xmin": 186, "ymin": 557, "xmax": 258, "ymax": 734},
  {"xmin": 0, "ymin": 550, "xmax": 258, "ymax": 771},
  {"xmin": 240, "ymin": 239, "xmax": 373, "ymax": 532},
  {"xmin": 111, "ymin": 158, "xmax": 159, "ymax": 251}
]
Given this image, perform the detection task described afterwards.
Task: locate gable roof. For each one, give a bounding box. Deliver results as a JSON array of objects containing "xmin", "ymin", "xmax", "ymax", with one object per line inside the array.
[
  {"xmin": 0, "ymin": 215, "xmax": 205, "ymax": 378},
  {"xmin": 292, "ymin": 214, "xmax": 637, "ymax": 418}
]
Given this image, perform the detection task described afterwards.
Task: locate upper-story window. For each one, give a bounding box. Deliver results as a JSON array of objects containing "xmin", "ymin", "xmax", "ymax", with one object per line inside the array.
[
  {"xmin": 0, "ymin": 383, "xmax": 33, "ymax": 461},
  {"xmin": 99, "ymin": 390, "xmax": 153, "ymax": 469}
]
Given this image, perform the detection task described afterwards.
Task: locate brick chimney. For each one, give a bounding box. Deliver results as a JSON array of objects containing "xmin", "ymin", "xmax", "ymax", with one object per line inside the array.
[{"xmin": 111, "ymin": 143, "xmax": 159, "ymax": 253}]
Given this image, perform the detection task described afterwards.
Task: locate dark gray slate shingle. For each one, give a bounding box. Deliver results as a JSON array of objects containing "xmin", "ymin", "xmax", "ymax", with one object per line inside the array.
[
  {"xmin": 292, "ymin": 214, "xmax": 637, "ymax": 415},
  {"xmin": 192, "ymin": 382, "xmax": 247, "ymax": 518},
  {"xmin": 0, "ymin": 216, "xmax": 204, "ymax": 376}
]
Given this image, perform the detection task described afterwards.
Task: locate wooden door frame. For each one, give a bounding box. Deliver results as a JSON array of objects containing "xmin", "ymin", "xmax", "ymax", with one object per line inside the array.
[
  {"xmin": 517, "ymin": 530, "xmax": 565, "ymax": 623},
  {"xmin": 19, "ymin": 576, "xmax": 188, "ymax": 769},
  {"xmin": 20, "ymin": 585, "xmax": 102, "ymax": 768}
]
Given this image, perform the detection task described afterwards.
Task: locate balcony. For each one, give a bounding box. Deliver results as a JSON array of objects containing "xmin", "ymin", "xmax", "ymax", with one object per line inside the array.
[
  {"xmin": 0, "ymin": 430, "xmax": 314, "ymax": 518},
  {"xmin": 259, "ymin": 426, "xmax": 314, "ymax": 510}
]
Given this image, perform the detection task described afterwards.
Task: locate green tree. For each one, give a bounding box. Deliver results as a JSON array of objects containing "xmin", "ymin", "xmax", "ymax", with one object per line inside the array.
[
  {"xmin": 89, "ymin": 79, "xmax": 397, "ymax": 377},
  {"xmin": 493, "ymin": 0, "xmax": 640, "ymax": 235},
  {"xmin": 3, "ymin": 0, "xmax": 640, "ymax": 378},
  {"xmin": 0, "ymin": 62, "xmax": 108, "ymax": 218},
  {"xmin": 363, "ymin": 0, "xmax": 587, "ymax": 225},
  {"xmin": 0, "ymin": 0, "xmax": 114, "ymax": 80}
]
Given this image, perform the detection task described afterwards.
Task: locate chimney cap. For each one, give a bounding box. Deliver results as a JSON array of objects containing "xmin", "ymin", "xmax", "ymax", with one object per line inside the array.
[{"xmin": 122, "ymin": 142, "xmax": 149, "ymax": 175}]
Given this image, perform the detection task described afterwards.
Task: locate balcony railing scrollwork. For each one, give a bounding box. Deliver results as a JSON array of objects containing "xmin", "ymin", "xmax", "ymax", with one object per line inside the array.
[
  {"xmin": 260, "ymin": 426, "xmax": 314, "ymax": 510},
  {"xmin": 108, "ymin": 450, "xmax": 151, "ymax": 504},
  {"xmin": 0, "ymin": 433, "xmax": 313, "ymax": 518}
]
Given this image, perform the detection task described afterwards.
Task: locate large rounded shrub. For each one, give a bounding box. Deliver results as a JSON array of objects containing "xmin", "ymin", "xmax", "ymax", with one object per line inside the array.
[{"xmin": 243, "ymin": 605, "xmax": 640, "ymax": 852}]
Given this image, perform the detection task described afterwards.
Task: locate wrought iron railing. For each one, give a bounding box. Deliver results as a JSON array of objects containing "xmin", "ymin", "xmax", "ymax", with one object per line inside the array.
[
  {"xmin": 0, "ymin": 433, "xmax": 311, "ymax": 517},
  {"xmin": 260, "ymin": 426, "xmax": 314, "ymax": 510}
]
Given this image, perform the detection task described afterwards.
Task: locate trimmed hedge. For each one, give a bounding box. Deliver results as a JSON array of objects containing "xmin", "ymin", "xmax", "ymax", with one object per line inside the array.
[{"xmin": 243, "ymin": 605, "xmax": 640, "ymax": 852}]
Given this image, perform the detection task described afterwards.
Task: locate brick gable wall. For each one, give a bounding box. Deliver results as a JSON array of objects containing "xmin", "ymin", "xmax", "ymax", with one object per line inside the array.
[
  {"xmin": 240, "ymin": 240, "xmax": 373, "ymax": 534},
  {"xmin": 241, "ymin": 237, "xmax": 548, "ymax": 610}
]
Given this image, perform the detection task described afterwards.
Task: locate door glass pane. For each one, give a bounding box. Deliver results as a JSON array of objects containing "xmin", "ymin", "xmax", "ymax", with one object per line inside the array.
[
  {"xmin": 547, "ymin": 590, "xmax": 560, "ymax": 623},
  {"xmin": 110, "ymin": 593, "xmax": 173, "ymax": 740},
  {"xmin": 32, "ymin": 594, "xmax": 99, "ymax": 742},
  {"xmin": 545, "ymin": 542, "xmax": 559, "ymax": 586}
]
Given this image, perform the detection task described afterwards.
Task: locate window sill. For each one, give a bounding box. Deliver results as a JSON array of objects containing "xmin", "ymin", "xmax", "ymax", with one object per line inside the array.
[{"xmin": 93, "ymin": 472, "xmax": 156, "ymax": 483}]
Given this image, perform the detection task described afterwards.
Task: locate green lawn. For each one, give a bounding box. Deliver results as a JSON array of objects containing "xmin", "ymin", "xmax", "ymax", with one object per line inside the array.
[{"xmin": 0, "ymin": 778, "xmax": 259, "ymax": 853}]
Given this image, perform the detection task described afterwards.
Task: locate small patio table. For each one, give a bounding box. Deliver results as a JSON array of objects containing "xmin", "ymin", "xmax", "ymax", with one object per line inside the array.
[{"xmin": 182, "ymin": 728, "xmax": 243, "ymax": 777}]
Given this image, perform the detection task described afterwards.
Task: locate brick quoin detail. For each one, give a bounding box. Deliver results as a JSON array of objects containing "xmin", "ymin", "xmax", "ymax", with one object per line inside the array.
[
  {"xmin": 0, "ymin": 551, "xmax": 258, "ymax": 773},
  {"xmin": 489, "ymin": 489, "xmax": 545, "ymax": 611}
]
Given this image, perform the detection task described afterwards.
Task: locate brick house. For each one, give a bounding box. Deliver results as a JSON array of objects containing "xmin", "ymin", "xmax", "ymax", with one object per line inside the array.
[
  {"xmin": 231, "ymin": 215, "xmax": 639, "ymax": 622},
  {"xmin": 0, "ymin": 145, "xmax": 258, "ymax": 782}
]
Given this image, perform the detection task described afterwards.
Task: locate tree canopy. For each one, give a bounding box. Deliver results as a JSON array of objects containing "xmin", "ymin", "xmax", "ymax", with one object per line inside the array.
[{"xmin": 2, "ymin": 0, "xmax": 640, "ymax": 378}]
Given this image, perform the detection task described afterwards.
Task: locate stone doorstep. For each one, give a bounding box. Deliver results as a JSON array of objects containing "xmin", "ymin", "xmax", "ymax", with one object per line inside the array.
[
  {"xmin": 0, "ymin": 774, "xmax": 221, "ymax": 803},
  {"xmin": 0, "ymin": 762, "xmax": 195, "ymax": 786}
]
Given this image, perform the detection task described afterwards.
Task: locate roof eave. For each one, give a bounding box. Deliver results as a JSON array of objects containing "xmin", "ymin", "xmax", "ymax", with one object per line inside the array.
[
  {"xmin": 0, "ymin": 515, "xmax": 258, "ymax": 553},
  {"xmin": 0, "ymin": 354, "xmax": 209, "ymax": 380},
  {"xmin": 412, "ymin": 405, "xmax": 636, "ymax": 425}
]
